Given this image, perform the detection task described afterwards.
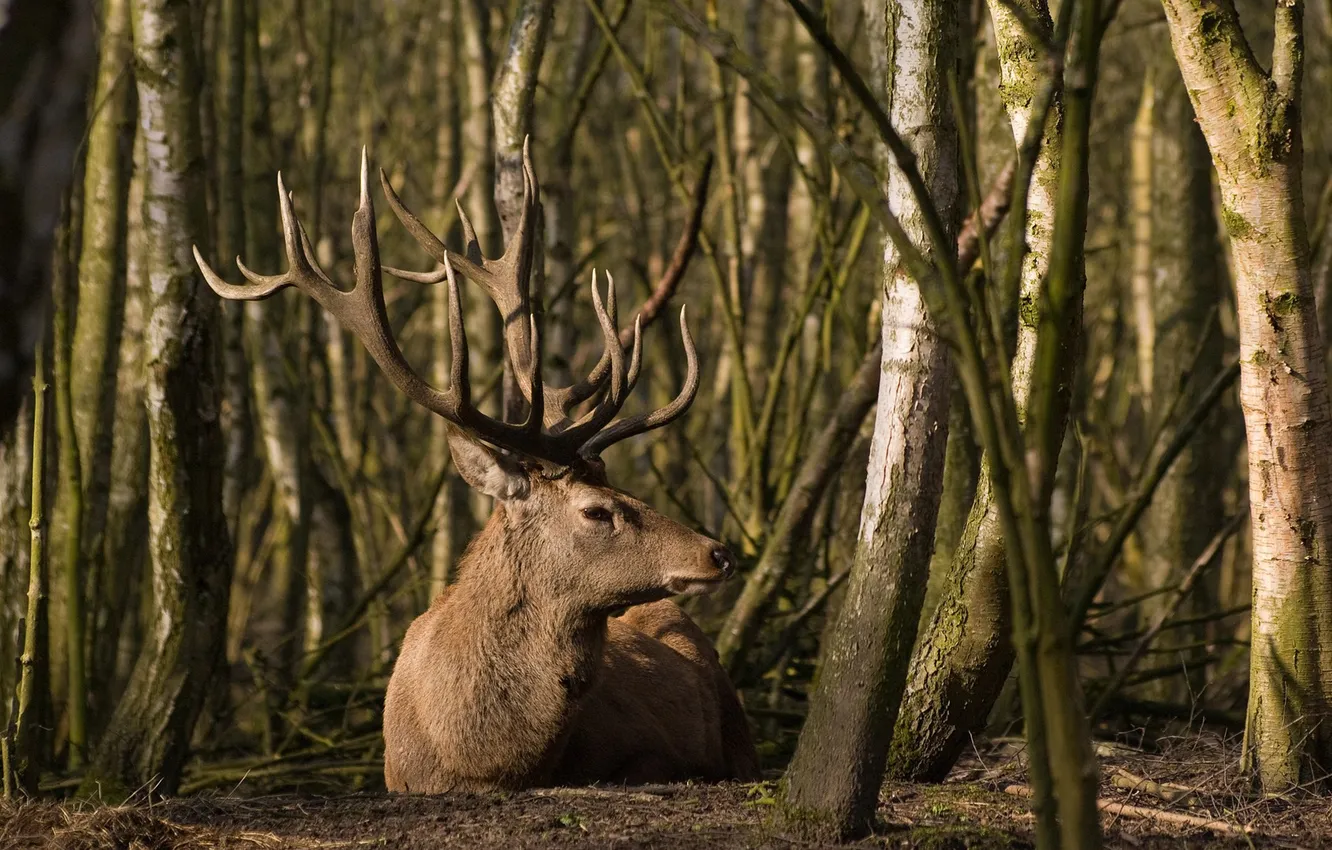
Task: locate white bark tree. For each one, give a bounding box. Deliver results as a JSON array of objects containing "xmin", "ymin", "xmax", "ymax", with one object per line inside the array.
[
  {"xmin": 782, "ymin": 0, "xmax": 958, "ymax": 836},
  {"xmin": 1159, "ymin": 0, "xmax": 1332, "ymax": 788},
  {"xmin": 87, "ymin": 0, "xmax": 232, "ymax": 797}
]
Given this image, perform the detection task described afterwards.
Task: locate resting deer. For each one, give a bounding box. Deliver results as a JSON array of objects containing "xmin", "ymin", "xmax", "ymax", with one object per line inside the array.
[{"xmin": 195, "ymin": 142, "xmax": 760, "ymax": 792}]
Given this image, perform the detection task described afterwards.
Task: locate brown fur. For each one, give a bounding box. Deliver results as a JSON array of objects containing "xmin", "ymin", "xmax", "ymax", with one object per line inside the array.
[{"xmin": 382, "ymin": 463, "xmax": 759, "ymax": 793}]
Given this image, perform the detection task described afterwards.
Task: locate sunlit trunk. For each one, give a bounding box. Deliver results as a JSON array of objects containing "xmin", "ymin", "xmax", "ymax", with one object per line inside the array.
[{"xmin": 783, "ymin": 0, "xmax": 958, "ymax": 835}]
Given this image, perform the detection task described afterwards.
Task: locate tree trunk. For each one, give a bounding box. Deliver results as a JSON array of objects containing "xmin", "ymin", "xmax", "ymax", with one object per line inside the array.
[
  {"xmin": 430, "ymin": 0, "xmax": 467, "ymax": 598},
  {"xmin": 52, "ymin": 201, "xmax": 86, "ymax": 766},
  {"xmin": 1160, "ymin": 0, "xmax": 1332, "ymax": 790},
  {"xmin": 782, "ymin": 0, "xmax": 958, "ymax": 836},
  {"xmin": 740, "ymin": 5, "xmax": 794, "ymax": 410},
  {"xmin": 0, "ymin": 398, "xmax": 34, "ymax": 742},
  {"xmin": 86, "ymin": 0, "xmax": 232, "ymax": 797},
  {"xmin": 12, "ymin": 340, "xmax": 51, "ymax": 795},
  {"xmin": 921, "ymin": 384, "xmax": 980, "ymax": 631},
  {"xmin": 887, "ymin": 0, "xmax": 1066, "ymax": 782},
  {"xmin": 459, "ymin": 0, "xmax": 501, "ymax": 527},
  {"xmin": 216, "ymin": 0, "xmax": 251, "ymax": 542},
  {"xmin": 492, "ymin": 0, "xmax": 553, "ymax": 420},
  {"xmin": 89, "ymin": 133, "xmax": 149, "ymax": 725},
  {"xmin": 72, "ymin": 1, "xmax": 134, "ymax": 660}
]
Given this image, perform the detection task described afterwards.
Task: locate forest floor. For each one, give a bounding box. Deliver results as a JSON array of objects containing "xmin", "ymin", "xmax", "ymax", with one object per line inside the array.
[{"xmin": 4, "ymin": 735, "xmax": 1330, "ymax": 849}]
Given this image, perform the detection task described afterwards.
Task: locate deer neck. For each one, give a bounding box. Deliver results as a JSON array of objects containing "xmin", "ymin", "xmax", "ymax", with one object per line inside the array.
[{"xmin": 448, "ymin": 510, "xmax": 610, "ymax": 749}]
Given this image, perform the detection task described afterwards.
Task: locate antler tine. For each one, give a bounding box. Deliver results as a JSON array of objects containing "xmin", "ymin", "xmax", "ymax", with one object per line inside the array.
[
  {"xmin": 378, "ymin": 151, "xmax": 619, "ymax": 431},
  {"xmin": 294, "ymin": 208, "xmax": 335, "ymax": 288},
  {"xmin": 525, "ymin": 314, "xmax": 544, "ymax": 436},
  {"xmin": 378, "ymin": 168, "xmax": 489, "ymax": 285},
  {"xmin": 625, "ymin": 317, "xmax": 643, "ymax": 394},
  {"xmin": 194, "ymin": 172, "xmax": 336, "ymax": 305},
  {"xmin": 204, "ymin": 148, "xmax": 706, "ymax": 467},
  {"xmin": 551, "ymin": 276, "xmax": 619, "ymax": 414},
  {"xmin": 579, "ymin": 306, "xmax": 700, "ymax": 459},
  {"xmin": 444, "ymin": 254, "xmax": 471, "ymax": 408},
  {"xmin": 594, "ymin": 273, "xmax": 626, "ymax": 409},
  {"xmin": 197, "ymin": 151, "xmax": 522, "ymax": 455},
  {"xmin": 377, "ymin": 163, "xmax": 530, "ymax": 390},
  {"xmin": 457, "ymin": 199, "xmax": 483, "ymax": 264},
  {"xmin": 548, "ymin": 272, "xmax": 631, "ymax": 447}
]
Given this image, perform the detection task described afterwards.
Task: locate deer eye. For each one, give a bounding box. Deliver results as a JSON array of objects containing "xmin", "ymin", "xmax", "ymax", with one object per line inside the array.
[{"xmin": 581, "ymin": 506, "xmax": 614, "ymax": 524}]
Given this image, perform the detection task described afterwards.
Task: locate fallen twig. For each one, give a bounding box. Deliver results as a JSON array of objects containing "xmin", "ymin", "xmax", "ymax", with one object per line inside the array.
[
  {"xmin": 1108, "ymin": 767, "xmax": 1200, "ymax": 805},
  {"xmin": 1003, "ymin": 784, "xmax": 1253, "ymax": 835},
  {"xmin": 531, "ymin": 786, "xmax": 673, "ymax": 804}
]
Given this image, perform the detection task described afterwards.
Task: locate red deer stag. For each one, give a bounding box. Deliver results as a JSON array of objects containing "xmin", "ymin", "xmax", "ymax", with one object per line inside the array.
[{"xmin": 194, "ymin": 143, "xmax": 759, "ymax": 792}]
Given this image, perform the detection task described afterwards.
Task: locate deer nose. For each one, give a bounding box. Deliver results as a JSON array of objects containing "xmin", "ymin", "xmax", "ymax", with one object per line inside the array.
[{"xmin": 711, "ymin": 546, "xmax": 737, "ymax": 579}]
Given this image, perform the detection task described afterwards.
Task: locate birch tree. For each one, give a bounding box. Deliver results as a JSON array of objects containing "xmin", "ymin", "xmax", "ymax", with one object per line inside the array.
[
  {"xmin": 1159, "ymin": 0, "xmax": 1332, "ymax": 789},
  {"xmin": 87, "ymin": 0, "xmax": 232, "ymax": 796},
  {"xmin": 493, "ymin": 0, "xmax": 553, "ymax": 419},
  {"xmin": 782, "ymin": 0, "xmax": 958, "ymax": 834},
  {"xmin": 888, "ymin": 0, "xmax": 1071, "ymax": 781}
]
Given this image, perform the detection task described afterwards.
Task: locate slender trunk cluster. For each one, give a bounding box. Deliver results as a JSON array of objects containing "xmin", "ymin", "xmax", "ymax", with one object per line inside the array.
[{"xmin": 888, "ymin": 0, "xmax": 1069, "ymax": 782}]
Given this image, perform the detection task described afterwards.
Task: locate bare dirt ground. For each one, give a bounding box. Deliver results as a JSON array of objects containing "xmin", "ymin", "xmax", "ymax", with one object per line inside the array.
[{"xmin": 4, "ymin": 735, "xmax": 1329, "ymax": 849}]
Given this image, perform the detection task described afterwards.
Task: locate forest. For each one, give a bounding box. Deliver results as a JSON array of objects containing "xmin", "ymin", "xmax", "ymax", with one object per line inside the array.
[{"xmin": 3, "ymin": 0, "xmax": 1332, "ymax": 846}]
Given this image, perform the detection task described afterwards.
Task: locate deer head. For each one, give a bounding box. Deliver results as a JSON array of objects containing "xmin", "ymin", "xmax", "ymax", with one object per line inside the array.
[{"xmin": 193, "ymin": 140, "xmax": 735, "ymax": 609}]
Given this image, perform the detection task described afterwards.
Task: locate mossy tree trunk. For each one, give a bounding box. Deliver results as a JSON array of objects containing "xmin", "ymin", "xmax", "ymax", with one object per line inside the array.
[
  {"xmin": 1160, "ymin": 0, "xmax": 1332, "ymax": 790},
  {"xmin": 86, "ymin": 0, "xmax": 232, "ymax": 797},
  {"xmin": 887, "ymin": 0, "xmax": 1068, "ymax": 782},
  {"xmin": 782, "ymin": 0, "xmax": 958, "ymax": 836}
]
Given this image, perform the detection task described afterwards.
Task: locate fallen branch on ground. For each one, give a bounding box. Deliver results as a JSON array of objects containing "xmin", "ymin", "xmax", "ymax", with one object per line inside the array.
[
  {"xmin": 1003, "ymin": 784, "xmax": 1253, "ymax": 836},
  {"xmin": 1108, "ymin": 767, "xmax": 1200, "ymax": 805}
]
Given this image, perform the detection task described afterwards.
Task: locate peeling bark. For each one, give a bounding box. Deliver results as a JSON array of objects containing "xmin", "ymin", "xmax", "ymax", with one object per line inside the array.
[{"xmin": 1160, "ymin": 0, "xmax": 1332, "ymax": 789}]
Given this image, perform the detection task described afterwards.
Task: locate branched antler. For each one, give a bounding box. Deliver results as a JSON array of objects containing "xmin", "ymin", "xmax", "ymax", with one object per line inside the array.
[{"xmin": 194, "ymin": 143, "xmax": 699, "ymax": 466}]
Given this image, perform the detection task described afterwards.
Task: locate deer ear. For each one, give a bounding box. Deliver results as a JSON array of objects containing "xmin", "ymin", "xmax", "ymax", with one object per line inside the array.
[{"xmin": 446, "ymin": 426, "xmax": 530, "ymax": 501}]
